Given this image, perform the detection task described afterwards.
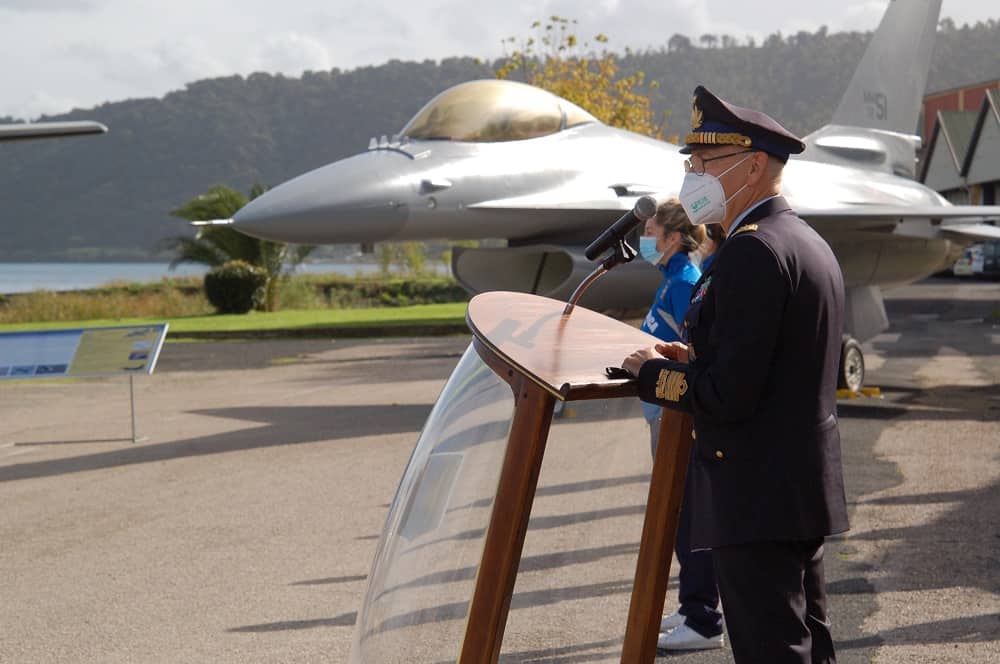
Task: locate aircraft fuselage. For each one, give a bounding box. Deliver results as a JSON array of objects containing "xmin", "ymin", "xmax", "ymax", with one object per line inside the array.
[{"xmin": 234, "ymin": 121, "xmax": 959, "ymax": 290}]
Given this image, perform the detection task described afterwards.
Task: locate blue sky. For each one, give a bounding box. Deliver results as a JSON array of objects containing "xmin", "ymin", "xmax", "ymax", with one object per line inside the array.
[{"xmin": 2, "ymin": 0, "xmax": 995, "ymax": 120}]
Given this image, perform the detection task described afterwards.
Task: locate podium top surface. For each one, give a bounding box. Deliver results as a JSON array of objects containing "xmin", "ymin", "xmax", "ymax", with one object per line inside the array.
[{"xmin": 466, "ymin": 291, "xmax": 660, "ymax": 400}]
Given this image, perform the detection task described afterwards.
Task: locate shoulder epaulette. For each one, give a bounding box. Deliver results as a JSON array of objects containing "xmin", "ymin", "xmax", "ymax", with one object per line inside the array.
[{"xmin": 732, "ymin": 224, "xmax": 758, "ymax": 236}]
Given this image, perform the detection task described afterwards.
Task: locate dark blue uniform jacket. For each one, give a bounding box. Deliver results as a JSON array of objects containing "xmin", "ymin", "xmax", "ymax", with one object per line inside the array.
[{"xmin": 636, "ymin": 196, "xmax": 850, "ymax": 549}]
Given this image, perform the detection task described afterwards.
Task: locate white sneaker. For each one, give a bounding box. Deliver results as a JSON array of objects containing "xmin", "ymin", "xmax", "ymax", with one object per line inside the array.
[
  {"xmin": 659, "ymin": 611, "xmax": 685, "ymax": 632},
  {"xmin": 657, "ymin": 623, "xmax": 724, "ymax": 651}
]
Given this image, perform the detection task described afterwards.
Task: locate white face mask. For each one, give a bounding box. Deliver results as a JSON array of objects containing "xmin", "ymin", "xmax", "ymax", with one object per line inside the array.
[{"xmin": 678, "ymin": 154, "xmax": 751, "ymax": 225}]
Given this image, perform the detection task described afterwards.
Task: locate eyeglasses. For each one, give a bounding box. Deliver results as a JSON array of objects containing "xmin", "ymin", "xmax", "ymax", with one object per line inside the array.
[{"xmin": 683, "ymin": 150, "xmax": 754, "ymax": 175}]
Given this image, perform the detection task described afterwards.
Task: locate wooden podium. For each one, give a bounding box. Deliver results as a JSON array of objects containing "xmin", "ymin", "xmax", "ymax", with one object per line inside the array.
[{"xmin": 348, "ymin": 292, "xmax": 694, "ymax": 663}]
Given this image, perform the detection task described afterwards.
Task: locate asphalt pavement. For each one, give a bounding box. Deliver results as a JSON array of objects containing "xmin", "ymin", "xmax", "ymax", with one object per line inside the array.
[{"xmin": 1, "ymin": 278, "xmax": 997, "ymax": 663}]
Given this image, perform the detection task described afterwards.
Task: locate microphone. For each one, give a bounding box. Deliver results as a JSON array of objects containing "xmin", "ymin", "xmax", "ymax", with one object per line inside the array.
[{"xmin": 584, "ymin": 195, "xmax": 659, "ymax": 261}]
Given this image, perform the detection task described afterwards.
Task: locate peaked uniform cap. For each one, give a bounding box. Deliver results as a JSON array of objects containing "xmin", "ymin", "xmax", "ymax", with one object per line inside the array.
[{"xmin": 682, "ymin": 85, "xmax": 805, "ymax": 160}]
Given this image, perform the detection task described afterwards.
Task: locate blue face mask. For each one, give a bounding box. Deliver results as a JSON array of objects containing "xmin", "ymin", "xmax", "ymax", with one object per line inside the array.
[{"xmin": 639, "ymin": 235, "xmax": 664, "ymax": 265}]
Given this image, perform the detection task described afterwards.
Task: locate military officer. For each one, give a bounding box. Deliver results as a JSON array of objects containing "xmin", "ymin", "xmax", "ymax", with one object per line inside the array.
[{"xmin": 622, "ymin": 86, "xmax": 849, "ymax": 663}]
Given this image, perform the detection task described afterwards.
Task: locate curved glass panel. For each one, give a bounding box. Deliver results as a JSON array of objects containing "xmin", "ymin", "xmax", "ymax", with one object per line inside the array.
[
  {"xmin": 499, "ymin": 398, "xmax": 649, "ymax": 660},
  {"xmin": 350, "ymin": 347, "xmax": 652, "ymax": 662},
  {"xmin": 349, "ymin": 344, "xmax": 515, "ymax": 662},
  {"xmin": 400, "ymin": 80, "xmax": 596, "ymax": 143}
]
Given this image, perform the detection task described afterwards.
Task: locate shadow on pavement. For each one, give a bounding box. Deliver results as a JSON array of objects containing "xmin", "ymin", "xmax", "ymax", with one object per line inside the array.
[
  {"xmin": 0, "ymin": 404, "xmax": 431, "ymax": 482},
  {"xmin": 228, "ymin": 612, "xmax": 358, "ymax": 633},
  {"xmin": 838, "ymin": 613, "xmax": 999, "ymax": 649}
]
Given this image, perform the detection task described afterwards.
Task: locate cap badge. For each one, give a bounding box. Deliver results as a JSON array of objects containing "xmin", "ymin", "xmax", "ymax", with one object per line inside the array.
[{"xmin": 691, "ymin": 99, "xmax": 703, "ymax": 130}]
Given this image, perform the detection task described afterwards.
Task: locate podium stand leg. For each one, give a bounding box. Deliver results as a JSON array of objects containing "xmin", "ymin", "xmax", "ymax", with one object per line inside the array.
[
  {"xmin": 620, "ymin": 410, "xmax": 694, "ymax": 663},
  {"xmin": 458, "ymin": 377, "xmax": 555, "ymax": 664}
]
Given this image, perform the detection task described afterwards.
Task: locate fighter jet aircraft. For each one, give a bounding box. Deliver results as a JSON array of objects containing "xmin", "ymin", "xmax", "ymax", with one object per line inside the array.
[
  {"xmin": 0, "ymin": 121, "xmax": 107, "ymax": 142},
  {"xmin": 229, "ymin": 0, "xmax": 1000, "ymax": 390}
]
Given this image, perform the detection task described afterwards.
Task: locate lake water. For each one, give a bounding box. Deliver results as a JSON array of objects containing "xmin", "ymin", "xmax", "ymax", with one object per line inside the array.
[{"xmin": 0, "ymin": 262, "xmax": 399, "ymax": 294}]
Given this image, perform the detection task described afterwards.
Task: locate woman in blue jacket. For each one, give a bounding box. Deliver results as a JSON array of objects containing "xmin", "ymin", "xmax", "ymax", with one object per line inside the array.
[
  {"xmin": 639, "ymin": 200, "xmax": 724, "ymax": 651},
  {"xmin": 639, "ymin": 199, "xmax": 704, "ymax": 437}
]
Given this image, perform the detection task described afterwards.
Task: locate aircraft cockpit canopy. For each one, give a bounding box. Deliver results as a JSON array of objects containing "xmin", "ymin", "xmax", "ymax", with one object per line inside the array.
[{"xmin": 401, "ymin": 79, "xmax": 598, "ymax": 143}]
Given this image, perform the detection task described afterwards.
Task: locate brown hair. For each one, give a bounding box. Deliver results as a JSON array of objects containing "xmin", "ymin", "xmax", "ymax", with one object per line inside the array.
[
  {"xmin": 651, "ymin": 197, "xmax": 705, "ymax": 253},
  {"xmin": 705, "ymin": 223, "xmax": 726, "ymax": 246}
]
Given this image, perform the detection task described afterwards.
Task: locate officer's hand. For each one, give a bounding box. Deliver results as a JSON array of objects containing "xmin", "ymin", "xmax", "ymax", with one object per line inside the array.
[
  {"xmin": 654, "ymin": 341, "xmax": 689, "ymax": 363},
  {"xmin": 622, "ymin": 347, "xmax": 663, "ymax": 377}
]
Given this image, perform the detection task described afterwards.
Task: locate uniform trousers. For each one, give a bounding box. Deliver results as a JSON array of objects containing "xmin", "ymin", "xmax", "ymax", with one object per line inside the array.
[{"xmin": 711, "ymin": 538, "xmax": 836, "ymax": 664}]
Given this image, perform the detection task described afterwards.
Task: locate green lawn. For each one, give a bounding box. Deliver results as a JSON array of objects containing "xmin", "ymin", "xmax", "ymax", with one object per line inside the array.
[{"xmin": 0, "ymin": 302, "xmax": 470, "ymax": 335}]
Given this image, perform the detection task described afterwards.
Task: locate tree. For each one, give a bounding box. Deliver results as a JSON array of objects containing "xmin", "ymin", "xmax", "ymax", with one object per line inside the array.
[
  {"xmin": 377, "ymin": 241, "xmax": 427, "ymax": 276},
  {"xmin": 495, "ymin": 16, "xmax": 664, "ymax": 139},
  {"xmin": 667, "ymin": 33, "xmax": 692, "ymax": 52},
  {"xmin": 166, "ymin": 184, "xmax": 314, "ymax": 311},
  {"xmin": 699, "ymin": 34, "xmax": 718, "ymax": 48}
]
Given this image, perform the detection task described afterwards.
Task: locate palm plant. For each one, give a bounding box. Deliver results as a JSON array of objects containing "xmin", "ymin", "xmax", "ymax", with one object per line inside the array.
[{"xmin": 166, "ymin": 184, "xmax": 314, "ymax": 311}]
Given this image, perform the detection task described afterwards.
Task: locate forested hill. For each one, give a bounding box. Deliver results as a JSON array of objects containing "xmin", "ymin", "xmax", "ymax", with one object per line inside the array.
[{"xmin": 2, "ymin": 19, "xmax": 998, "ymax": 260}]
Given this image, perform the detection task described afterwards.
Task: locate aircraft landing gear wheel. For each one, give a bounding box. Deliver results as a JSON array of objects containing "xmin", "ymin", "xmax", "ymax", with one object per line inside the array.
[{"xmin": 838, "ymin": 337, "xmax": 864, "ymax": 394}]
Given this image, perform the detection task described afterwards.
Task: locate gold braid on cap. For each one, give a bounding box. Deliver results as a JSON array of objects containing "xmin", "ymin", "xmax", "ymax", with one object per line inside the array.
[{"xmin": 683, "ymin": 131, "xmax": 753, "ymax": 147}]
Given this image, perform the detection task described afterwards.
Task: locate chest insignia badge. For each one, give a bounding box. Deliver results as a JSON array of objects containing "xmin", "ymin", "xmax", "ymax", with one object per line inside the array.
[{"xmin": 692, "ymin": 276, "xmax": 712, "ymax": 304}]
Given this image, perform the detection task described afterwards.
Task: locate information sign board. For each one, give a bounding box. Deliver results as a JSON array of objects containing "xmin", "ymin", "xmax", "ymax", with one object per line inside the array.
[{"xmin": 0, "ymin": 324, "xmax": 169, "ymax": 380}]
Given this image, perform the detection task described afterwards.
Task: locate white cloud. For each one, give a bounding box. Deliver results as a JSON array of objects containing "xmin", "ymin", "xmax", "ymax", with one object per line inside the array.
[
  {"xmin": 0, "ymin": 0, "xmax": 97, "ymax": 12},
  {"xmin": 62, "ymin": 39, "xmax": 230, "ymax": 94},
  {"xmin": 0, "ymin": 0, "xmax": 994, "ymax": 119},
  {"xmin": 845, "ymin": 1, "xmax": 889, "ymax": 18},
  {"xmin": 251, "ymin": 32, "xmax": 333, "ymax": 74},
  {"xmin": 4, "ymin": 91, "xmax": 84, "ymax": 120}
]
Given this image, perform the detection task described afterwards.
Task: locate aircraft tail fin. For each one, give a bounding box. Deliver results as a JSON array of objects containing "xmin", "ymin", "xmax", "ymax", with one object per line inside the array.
[
  {"xmin": 801, "ymin": 0, "xmax": 941, "ymax": 177},
  {"xmin": 830, "ymin": 0, "xmax": 941, "ymax": 133}
]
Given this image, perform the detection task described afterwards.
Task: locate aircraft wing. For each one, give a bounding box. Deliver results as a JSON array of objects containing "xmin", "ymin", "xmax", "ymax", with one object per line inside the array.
[
  {"xmin": 939, "ymin": 223, "xmax": 1000, "ymax": 241},
  {"xmin": 798, "ymin": 203, "xmax": 1000, "ymax": 238},
  {"xmin": 0, "ymin": 121, "xmax": 108, "ymax": 142},
  {"xmin": 468, "ymin": 192, "xmax": 1000, "ymax": 244},
  {"xmin": 797, "ymin": 204, "xmax": 1000, "ymax": 222}
]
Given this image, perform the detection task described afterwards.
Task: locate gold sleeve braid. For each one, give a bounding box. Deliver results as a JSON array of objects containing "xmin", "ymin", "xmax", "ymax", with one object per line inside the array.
[{"xmin": 655, "ymin": 369, "xmax": 689, "ymax": 402}]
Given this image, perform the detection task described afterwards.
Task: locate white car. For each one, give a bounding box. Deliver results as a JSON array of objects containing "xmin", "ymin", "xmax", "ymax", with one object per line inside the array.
[{"xmin": 952, "ymin": 245, "xmax": 984, "ymax": 277}]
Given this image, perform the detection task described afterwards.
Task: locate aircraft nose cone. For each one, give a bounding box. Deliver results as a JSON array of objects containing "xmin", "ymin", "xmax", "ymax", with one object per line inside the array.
[{"xmin": 234, "ymin": 151, "xmax": 411, "ymax": 244}]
